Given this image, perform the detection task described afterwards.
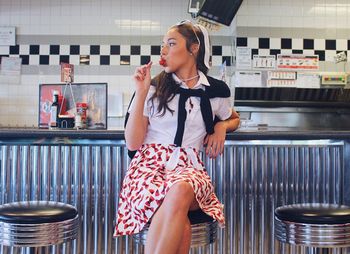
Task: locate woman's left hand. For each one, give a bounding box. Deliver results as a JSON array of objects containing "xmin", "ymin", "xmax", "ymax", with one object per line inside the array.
[{"xmin": 203, "ymin": 122, "xmax": 227, "ymax": 158}]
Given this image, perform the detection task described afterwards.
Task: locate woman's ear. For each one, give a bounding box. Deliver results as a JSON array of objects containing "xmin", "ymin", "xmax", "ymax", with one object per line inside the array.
[{"xmin": 190, "ymin": 44, "xmax": 199, "ymax": 56}]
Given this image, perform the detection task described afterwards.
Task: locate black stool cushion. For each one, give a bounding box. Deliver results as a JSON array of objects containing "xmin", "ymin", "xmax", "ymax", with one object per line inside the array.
[
  {"xmin": 0, "ymin": 201, "xmax": 78, "ymax": 224},
  {"xmin": 188, "ymin": 209, "xmax": 214, "ymax": 224},
  {"xmin": 275, "ymin": 203, "xmax": 350, "ymax": 224}
]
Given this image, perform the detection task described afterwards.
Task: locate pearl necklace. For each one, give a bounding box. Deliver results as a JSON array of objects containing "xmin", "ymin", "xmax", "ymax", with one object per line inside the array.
[{"xmin": 180, "ymin": 74, "xmax": 199, "ymax": 83}]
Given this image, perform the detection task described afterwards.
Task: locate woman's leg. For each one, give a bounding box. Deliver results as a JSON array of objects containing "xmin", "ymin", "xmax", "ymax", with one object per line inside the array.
[
  {"xmin": 175, "ymin": 216, "xmax": 191, "ymax": 254},
  {"xmin": 144, "ymin": 181, "xmax": 196, "ymax": 254},
  {"xmin": 175, "ymin": 199, "xmax": 201, "ymax": 254}
]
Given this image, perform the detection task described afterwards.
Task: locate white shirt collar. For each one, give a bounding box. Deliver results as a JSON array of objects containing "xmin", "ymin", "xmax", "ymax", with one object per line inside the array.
[{"xmin": 172, "ymin": 71, "xmax": 210, "ymax": 89}]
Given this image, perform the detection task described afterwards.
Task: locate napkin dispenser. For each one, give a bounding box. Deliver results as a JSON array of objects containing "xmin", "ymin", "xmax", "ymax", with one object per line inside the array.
[{"xmin": 58, "ymin": 115, "xmax": 75, "ymax": 129}]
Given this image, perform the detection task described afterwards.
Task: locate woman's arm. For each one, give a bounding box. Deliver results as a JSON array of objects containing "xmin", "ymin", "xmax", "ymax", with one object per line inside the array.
[
  {"xmin": 125, "ymin": 93, "xmax": 149, "ymax": 151},
  {"xmin": 203, "ymin": 109, "xmax": 240, "ymax": 158},
  {"xmin": 125, "ymin": 62, "xmax": 153, "ymax": 151},
  {"xmin": 216, "ymin": 109, "xmax": 240, "ymax": 132}
]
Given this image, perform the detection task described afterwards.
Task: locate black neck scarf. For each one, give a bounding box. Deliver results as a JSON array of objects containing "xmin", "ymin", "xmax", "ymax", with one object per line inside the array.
[{"xmin": 173, "ymin": 87, "xmax": 214, "ymax": 147}]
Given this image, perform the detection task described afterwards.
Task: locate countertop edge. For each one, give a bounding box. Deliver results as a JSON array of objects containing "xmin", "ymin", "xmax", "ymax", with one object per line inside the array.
[{"xmin": 1, "ymin": 129, "xmax": 350, "ymax": 140}]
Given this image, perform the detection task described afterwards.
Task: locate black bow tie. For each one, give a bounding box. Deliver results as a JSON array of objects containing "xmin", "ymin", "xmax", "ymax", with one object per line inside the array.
[{"xmin": 174, "ymin": 87, "xmax": 214, "ymax": 147}]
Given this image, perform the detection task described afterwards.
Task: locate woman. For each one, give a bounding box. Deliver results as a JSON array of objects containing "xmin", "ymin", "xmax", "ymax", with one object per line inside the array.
[{"xmin": 114, "ymin": 20, "xmax": 240, "ymax": 254}]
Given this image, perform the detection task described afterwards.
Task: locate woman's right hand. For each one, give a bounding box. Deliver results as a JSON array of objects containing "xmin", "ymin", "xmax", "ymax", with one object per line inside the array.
[{"xmin": 133, "ymin": 61, "xmax": 153, "ymax": 93}]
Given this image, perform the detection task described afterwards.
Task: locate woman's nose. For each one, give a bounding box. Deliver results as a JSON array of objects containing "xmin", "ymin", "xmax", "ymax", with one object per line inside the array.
[{"xmin": 161, "ymin": 45, "xmax": 168, "ymax": 55}]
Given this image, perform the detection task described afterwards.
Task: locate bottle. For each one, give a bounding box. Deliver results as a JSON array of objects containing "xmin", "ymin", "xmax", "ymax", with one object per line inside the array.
[
  {"xmin": 49, "ymin": 91, "xmax": 59, "ymax": 129},
  {"xmin": 76, "ymin": 102, "xmax": 88, "ymax": 129}
]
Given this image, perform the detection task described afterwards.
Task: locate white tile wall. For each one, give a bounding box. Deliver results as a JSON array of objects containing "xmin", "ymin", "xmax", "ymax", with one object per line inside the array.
[
  {"xmin": 237, "ymin": 0, "xmax": 350, "ymax": 28},
  {"xmin": 0, "ymin": 0, "xmax": 234, "ymax": 127},
  {"xmin": 0, "ymin": 73, "xmax": 137, "ymax": 127},
  {"xmin": 1, "ymin": 0, "xmax": 350, "ymax": 127},
  {"xmin": 0, "ymin": 0, "xmax": 232, "ymax": 36}
]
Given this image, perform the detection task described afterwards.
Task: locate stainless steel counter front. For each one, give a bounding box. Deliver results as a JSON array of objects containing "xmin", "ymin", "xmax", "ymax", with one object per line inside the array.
[{"xmin": 0, "ymin": 135, "xmax": 350, "ymax": 254}]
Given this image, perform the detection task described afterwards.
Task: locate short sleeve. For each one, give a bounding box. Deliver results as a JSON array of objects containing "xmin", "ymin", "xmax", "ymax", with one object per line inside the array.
[
  {"xmin": 215, "ymin": 97, "xmax": 233, "ymax": 120},
  {"xmin": 128, "ymin": 86, "xmax": 155, "ymax": 117}
]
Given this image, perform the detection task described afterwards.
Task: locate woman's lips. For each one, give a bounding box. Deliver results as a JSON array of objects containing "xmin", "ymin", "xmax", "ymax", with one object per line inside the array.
[{"xmin": 159, "ymin": 58, "xmax": 166, "ymax": 67}]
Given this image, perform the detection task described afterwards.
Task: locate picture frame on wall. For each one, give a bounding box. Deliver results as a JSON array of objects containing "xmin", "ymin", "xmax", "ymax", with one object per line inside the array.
[{"xmin": 39, "ymin": 83, "xmax": 108, "ymax": 129}]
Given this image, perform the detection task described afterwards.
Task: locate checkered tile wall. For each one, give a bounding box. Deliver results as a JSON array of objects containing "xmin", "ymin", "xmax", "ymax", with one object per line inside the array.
[
  {"xmin": 0, "ymin": 44, "xmax": 232, "ymax": 66},
  {"xmin": 237, "ymin": 37, "xmax": 350, "ymax": 61},
  {"xmin": 1, "ymin": 38, "xmax": 348, "ymax": 68}
]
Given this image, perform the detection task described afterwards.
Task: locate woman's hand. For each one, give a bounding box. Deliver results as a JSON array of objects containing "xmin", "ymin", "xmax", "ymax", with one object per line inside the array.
[
  {"xmin": 203, "ymin": 121, "xmax": 227, "ymax": 158},
  {"xmin": 133, "ymin": 61, "xmax": 152, "ymax": 93}
]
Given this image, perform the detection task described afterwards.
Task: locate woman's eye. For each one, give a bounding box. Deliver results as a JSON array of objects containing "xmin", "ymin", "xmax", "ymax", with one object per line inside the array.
[{"xmin": 169, "ymin": 42, "xmax": 175, "ymax": 47}]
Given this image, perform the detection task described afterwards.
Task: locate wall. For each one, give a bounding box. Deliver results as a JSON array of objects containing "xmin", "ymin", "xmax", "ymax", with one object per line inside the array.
[
  {"xmin": 0, "ymin": 0, "xmax": 234, "ymax": 128},
  {"xmin": 3, "ymin": 0, "xmax": 349, "ymax": 128},
  {"xmin": 234, "ymin": 0, "xmax": 350, "ymax": 73}
]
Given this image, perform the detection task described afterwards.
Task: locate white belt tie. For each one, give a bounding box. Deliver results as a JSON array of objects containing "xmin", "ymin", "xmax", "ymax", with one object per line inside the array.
[{"xmin": 165, "ymin": 147, "xmax": 203, "ymax": 171}]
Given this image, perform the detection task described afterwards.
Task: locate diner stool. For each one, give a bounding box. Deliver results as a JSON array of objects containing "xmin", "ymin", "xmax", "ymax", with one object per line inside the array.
[
  {"xmin": 274, "ymin": 203, "xmax": 350, "ymax": 250},
  {"xmin": 133, "ymin": 209, "xmax": 218, "ymax": 247},
  {"xmin": 0, "ymin": 201, "xmax": 79, "ymax": 252}
]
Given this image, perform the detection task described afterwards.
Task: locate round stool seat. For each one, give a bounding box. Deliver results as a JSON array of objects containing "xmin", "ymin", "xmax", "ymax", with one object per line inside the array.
[
  {"xmin": 188, "ymin": 208, "xmax": 215, "ymax": 224},
  {"xmin": 133, "ymin": 209, "xmax": 218, "ymax": 247},
  {"xmin": 0, "ymin": 201, "xmax": 79, "ymax": 247},
  {"xmin": 274, "ymin": 203, "xmax": 350, "ymax": 247},
  {"xmin": 275, "ymin": 203, "xmax": 350, "ymax": 224}
]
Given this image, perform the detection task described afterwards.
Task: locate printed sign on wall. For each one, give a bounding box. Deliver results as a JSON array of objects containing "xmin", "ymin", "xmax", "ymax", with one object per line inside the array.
[
  {"xmin": 236, "ymin": 47, "xmax": 252, "ymax": 70},
  {"xmin": 253, "ymin": 55, "xmax": 276, "ymax": 69},
  {"xmin": 0, "ymin": 27, "xmax": 15, "ymax": 45},
  {"xmin": 277, "ymin": 54, "xmax": 319, "ymax": 70}
]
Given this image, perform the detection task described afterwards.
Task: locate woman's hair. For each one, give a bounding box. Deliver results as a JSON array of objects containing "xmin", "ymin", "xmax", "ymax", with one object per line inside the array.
[{"xmin": 150, "ymin": 22, "xmax": 209, "ymax": 116}]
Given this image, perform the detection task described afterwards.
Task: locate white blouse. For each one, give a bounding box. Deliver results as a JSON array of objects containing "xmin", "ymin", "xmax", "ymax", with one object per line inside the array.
[{"xmin": 131, "ymin": 71, "xmax": 233, "ymax": 151}]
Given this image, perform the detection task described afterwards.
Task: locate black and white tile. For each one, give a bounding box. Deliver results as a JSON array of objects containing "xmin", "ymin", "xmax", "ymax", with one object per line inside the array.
[
  {"xmin": 0, "ymin": 44, "xmax": 232, "ymax": 67},
  {"xmin": 236, "ymin": 37, "xmax": 350, "ymax": 62}
]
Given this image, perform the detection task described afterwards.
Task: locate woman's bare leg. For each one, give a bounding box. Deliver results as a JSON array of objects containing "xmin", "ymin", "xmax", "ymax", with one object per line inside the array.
[
  {"xmin": 144, "ymin": 181, "xmax": 196, "ymax": 254},
  {"xmin": 175, "ymin": 216, "xmax": 191, "ymax": 254},
  {"xmin": 176, "ymin": 198, "xmax": 201, "ymax": 254}
]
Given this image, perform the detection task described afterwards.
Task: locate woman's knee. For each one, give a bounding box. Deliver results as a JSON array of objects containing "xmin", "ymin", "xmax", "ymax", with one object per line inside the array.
[
  {"xmin": 168, "ymin": 181, "xmax": 194, "ymax": 200},
  {"xmin": 163, "ymin": 181, "xmax": 195, "ymax": 211}
]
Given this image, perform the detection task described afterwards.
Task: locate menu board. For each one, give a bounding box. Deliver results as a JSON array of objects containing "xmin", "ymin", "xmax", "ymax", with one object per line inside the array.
[{"xmin": 277, "ymin": 54, "xmax": 319, "ymax": 70}]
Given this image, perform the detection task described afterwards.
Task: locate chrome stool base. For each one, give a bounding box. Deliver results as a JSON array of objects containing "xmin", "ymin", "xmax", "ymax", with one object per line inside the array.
[
  {"xmin": 275, "ymin": 218, "xmax": 350, "ymax": 247},
  {"xmin": 275, "ymin": 203, "xmax": 350, "ymax": 249},
  {"xmin": 0, "ymin": 216, "xmax": 79, "ymax": 247},
  {"xmin": 132, "ymin": 209, "xmax": 218, "ymax": 248},
  {"xmin": 133, "ymin": 220, "xmax": 218, "ymax": 247},
  {"xmin": 0, "ymin": 201, "xmax": 79, "ymax": 249}
]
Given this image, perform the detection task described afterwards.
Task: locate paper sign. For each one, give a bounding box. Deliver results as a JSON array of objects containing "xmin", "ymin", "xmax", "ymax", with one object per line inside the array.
[
  {"xmin": 253, "ymin": 55, "xmax": 276, "ymax": 69},
  {"xmin": 0, "ymin": 27, "xmax": 15, "ymax": 45},
  {"xmin": 296, "ymin": 73, "xmax": 320, "ymax": 88},
  {"xmin": 108, "ymin": 92, "xmax": 123, "ymax": 117},
  {"xmin": 277, "ymin": 54, "xmax": 319, "ymax": 70},
  {"xmin": 267, "ymin": 79, "xmax": 297, "ymax": 87},
  {"xmin": 0, "ymin": 56, "xmax": 21, "ymax": 75},
  {"xmin": 235, "ymin": 71, "xmax": 262, "ymax": 87},
  {"xmin": 236, "ymin": 47, "xmax": 252, "ymax": 70},
  {"xmin": 61, "ymin": 63, "xmax": 74, "ymax": 83}
]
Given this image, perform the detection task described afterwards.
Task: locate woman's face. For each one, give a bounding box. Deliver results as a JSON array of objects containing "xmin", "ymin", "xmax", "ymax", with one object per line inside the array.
[{"xmin": 161, "ymin": 28, "xmax": 195, "ymax": 73}]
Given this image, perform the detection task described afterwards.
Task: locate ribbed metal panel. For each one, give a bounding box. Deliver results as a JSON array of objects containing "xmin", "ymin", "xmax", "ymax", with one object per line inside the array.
[
  {"xmin": 211, "ymin": 140, "xmax": 350, "ymax": 254},
  {"xmin": 0, "ymin": 139, "xmax": 349, "ymax": 254}
]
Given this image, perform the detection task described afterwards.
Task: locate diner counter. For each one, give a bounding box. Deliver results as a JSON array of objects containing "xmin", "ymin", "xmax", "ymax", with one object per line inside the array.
[
  {"xmin": 0, "ymin": 126, "xmax": 349, "ymax": 254},
  {"xmin": 1, "ymin": 127, "xmax": 350, "ymax": 140}
]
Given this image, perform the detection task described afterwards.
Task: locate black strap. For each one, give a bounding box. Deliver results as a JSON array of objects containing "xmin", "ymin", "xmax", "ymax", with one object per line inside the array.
[
  {"xmin": 124, "ymin": 92, "xmax": 137, "ymax": 159},
  {"xmin": 173, "ymin": 87, "xmax": 214, "ymax": 147},
  {"xmin": 124, "ymin": 74, "xmax": 231, "ymax": 158}
]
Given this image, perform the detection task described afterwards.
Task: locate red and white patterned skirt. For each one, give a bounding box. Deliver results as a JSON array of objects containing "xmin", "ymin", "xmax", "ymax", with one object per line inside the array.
[{"xmin": 113, "ymin": 143, "xmax": 225, "ymax": 236}]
